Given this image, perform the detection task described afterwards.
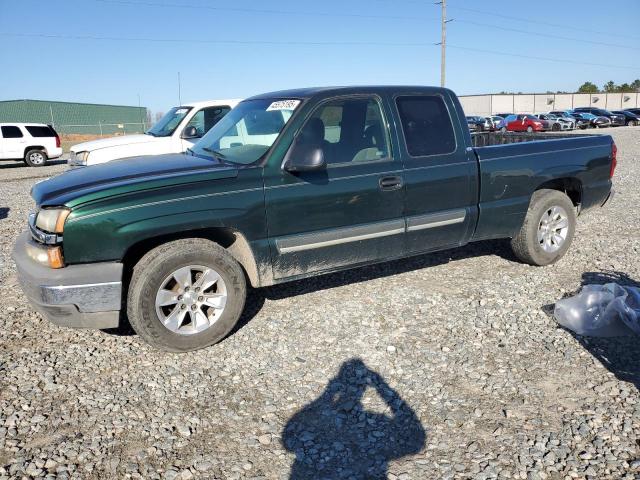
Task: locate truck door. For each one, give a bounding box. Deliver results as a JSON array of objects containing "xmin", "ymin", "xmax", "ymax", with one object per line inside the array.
[
  {"xmin": 264, "ymin": 95, "xmax": 405, "ymax": 279},
  {"xmin": 394, "ymin": 93, "xmax": 478, "ymax": 255},
  {"xmin": 1, "ymin": 125, "xmax": 26, "ymax": 159}
]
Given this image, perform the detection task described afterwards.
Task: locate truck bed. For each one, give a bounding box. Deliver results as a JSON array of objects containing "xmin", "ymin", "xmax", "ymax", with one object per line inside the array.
[{"xmin": 470, "ymin": 131, "xmax": 613, "ymax": 241}]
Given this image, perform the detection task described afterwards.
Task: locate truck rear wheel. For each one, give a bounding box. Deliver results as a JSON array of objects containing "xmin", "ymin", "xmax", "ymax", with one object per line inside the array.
[
  {"xmin": 24, "ymin": 149, "xmax": 48, "ymax": 167},
  {"xmin": 127, "ymin": 238, "xmax": 247, "ymax": 352},
  {"xmin": 510, "ymin": 189, "xmax": 576, "ymax": 266}
]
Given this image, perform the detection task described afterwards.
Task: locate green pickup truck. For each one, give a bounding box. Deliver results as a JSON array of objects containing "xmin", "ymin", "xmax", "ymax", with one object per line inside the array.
[{"xmin": 13, "ymin": 86, "xmax": 615, "ymax": 352}]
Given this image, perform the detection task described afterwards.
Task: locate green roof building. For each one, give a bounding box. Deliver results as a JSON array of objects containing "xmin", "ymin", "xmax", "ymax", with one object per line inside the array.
[{"xmin": 0, "ymin": 99, "xmax": 148, "ymax": 135}]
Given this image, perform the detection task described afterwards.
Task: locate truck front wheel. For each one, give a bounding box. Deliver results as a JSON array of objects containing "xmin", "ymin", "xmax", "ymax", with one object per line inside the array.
[
  {"xmin": 127, "ymin": 238, "xmax": 247, "ymax": 352},
  {"xmin": 510, "ymin": 189, "xmax": 576, "ymax": 266}
]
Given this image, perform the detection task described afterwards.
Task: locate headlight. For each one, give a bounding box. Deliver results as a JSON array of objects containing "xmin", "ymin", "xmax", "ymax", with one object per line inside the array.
[
  {"xmin": 69, "ymin": 151, "xmax": 89, "ymax": 166},
  {"xmin": 35, "ymin": 208, "xmax": 70, "ymax": 234}
]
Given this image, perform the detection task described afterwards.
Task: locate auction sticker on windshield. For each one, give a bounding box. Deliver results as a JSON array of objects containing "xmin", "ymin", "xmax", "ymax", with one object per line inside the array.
[{"xmin": 267, "ymin": 100, "xmax": 301, "ymax": 111}]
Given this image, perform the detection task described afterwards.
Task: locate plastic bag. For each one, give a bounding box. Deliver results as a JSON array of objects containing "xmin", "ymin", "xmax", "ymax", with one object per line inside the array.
[{"xmin": 553, "ymin": 283, "xmax": 640, "ymax": 337}]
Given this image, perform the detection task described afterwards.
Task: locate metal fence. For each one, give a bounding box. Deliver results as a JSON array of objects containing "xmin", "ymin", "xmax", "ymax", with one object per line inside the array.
[
  {"xmin": 53, "ymin": 122, "xmax": 148, "ymax": 136},
  {"xmin": 460, "ymin": 92, "xmax": 640, "ymax": 117}
]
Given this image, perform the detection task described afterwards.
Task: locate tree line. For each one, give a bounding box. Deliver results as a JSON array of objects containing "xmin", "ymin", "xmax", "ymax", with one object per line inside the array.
[{"xmin": 578, "ymin": 80, "xmax": 640, "ymax": 94}]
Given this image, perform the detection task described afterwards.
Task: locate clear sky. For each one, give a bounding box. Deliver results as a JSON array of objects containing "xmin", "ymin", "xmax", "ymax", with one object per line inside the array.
[{"xmin": 1, "ymin": 0, "xmax": 639, "ymax": 114}]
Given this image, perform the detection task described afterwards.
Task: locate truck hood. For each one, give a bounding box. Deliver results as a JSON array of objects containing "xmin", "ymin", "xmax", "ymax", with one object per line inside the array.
[
  {"xmin": 32, "ymin": 153, "xmax": 238, "ymax": 206},
  {"xmin": 71, "ymin": 134, "xmax": 162, "ymax": 152}
]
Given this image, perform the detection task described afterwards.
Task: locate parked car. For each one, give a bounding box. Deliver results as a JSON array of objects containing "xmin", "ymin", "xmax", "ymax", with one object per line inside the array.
[
  {"xmin": 549, "ymin": 110, "xmax": 577, "ymax": 121},
  {"xmin": 466, "ymin": 116, "xmax": 489, "ymax": 132},
  {"xmin": 572, "ymin": 107, "xmax": 625, "ymax": 127},
  {"xmin": 612, "ymin": 110, "xmax": 640, "ymax": 126},
  {"xmin": 496, "ymin": 113, "xmax": 514, "ymax": 119},
  {"xmin": 624, "ymin": 108, "xmax": 640, "ymax": 117},
  {"xmin": 571, "ymin": 112, "xmax": 611, "ymax": 129},
  {"xmin": 68, "ymin": 99, "xmax": 241, "ymax": 167},
  {"xmin": 488, "ymin": 116, "xmax": 504, "ymax": 129},
  {"xmin": 535, "ymin": 114, "xmax": 574, "ymax": 131},
  {"xmin": 503, "ymin": 114, "xmax": 545, "ymax": 133},
  {"xmin": 13, "ymin": 86, "xmax": 615, "ymax": 352},
  {"xmin": 0, "ymin": 123, "xmax": 62, "ymax": 167}
]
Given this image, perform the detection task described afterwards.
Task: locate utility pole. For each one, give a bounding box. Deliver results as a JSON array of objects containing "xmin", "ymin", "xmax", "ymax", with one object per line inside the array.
[{"xmin": 435, "ymin": 0, "xmax": 452, "ymax": 87}]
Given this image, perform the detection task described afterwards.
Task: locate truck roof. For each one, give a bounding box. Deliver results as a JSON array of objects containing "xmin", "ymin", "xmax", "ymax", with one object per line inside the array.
[
  {"xmin": 0, "ymin": 122, "xmax": 53, "ymax": 127},
  {"xmin": 182, "ymin": 99, "xmax": 242, "ymax": 109},
  {"xmin": 246, "ymin": 86, "xmax": 452, "ymax": 101}
]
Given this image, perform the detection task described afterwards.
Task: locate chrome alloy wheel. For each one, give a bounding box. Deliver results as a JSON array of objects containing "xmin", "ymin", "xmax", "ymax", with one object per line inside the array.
[
  {"xmin": 537, "ymin": 206, "xmax": 569, "ymax": 253},
  {"xmin": 155, "ymin": 265, "xmax": 227, "ymax": 335},
  {"xmin": 29, "ymin": 152, "xmax": 45, "ymax": 165}
]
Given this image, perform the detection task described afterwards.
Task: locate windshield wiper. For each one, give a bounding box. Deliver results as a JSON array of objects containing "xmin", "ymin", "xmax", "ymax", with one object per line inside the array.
[
  {"xmin": 202, "ymin": 147, "xmax": 227, "ymax": 159},
  {"xmin": 185, "ymin": 147, "xmax": 194, "ymax": 156},
  {"xmin": 145, "ymin": 131, "xmax": 157, "ymax": 137}
]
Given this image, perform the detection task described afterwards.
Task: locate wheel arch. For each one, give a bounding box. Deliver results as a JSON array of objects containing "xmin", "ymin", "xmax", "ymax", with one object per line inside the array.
[
  {"xmin": 121, "ymin": 227, "xmax": 261, "ymax": 288},
  {"xmin": 534, "ymin": 177, "xmax": 582, "ymax": 210},
  {"xmin": 24, "ymin": 146, "xmax": 46, "ymax": 157}
]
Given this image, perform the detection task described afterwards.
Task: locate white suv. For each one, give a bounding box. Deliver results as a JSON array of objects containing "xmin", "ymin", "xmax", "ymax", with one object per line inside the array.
[
  {"xmin": 0, "ymin": 123, "xmax": 63, "ymax": 167},
  {"xmin": 69, "ymin": 99, "xmax": 240, "ymax": 167}
]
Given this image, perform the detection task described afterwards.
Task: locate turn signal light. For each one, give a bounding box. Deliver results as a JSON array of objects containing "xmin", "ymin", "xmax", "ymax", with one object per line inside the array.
[
  {"xmin": 47, "ymin": 247, "xmax": 65, "ymax": 269},
  {"xmin": 610, "ymin": 142, "xmax": 617, "ymax": 178}
]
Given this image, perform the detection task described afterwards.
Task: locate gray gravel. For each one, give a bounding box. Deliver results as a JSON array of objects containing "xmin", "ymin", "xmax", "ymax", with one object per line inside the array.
[{"xmin": 1, "ymin": 129, "xmax": 639, "ymax": 479}]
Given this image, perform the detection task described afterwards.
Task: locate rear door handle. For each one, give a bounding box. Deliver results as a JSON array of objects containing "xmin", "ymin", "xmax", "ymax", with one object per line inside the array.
[{"xmin": 379, "ymin": 175, "xmax": 403, "ymax": 191}]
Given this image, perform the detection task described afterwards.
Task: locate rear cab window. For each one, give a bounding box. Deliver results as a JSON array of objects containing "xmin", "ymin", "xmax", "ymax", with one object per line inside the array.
[
  {"xmin": 395, "ymin": 95, "xmax": 456, "ymax": 157},
  {"xmin": 1, "ymin": 126, "xmax": 24, "ymax": 138}
]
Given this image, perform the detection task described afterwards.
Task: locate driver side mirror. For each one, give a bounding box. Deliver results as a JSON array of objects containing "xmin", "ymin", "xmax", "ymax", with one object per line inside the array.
[
  {"xmin": 284, "ymin": 142, "xmax": 326, "ymax": 172},
  {"xmin": 182, "ymin": 126, "xmax": 199, "ymax": 139}
]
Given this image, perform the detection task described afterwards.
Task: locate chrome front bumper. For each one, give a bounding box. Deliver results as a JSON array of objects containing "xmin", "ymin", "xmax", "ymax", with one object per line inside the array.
[{"xmin": 12, "ymin": 231, "xmax": 123, "ymax": 329}]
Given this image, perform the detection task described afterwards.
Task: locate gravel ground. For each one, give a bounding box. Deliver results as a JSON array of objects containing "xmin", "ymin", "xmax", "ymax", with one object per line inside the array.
[{"xmin": 0, "ymin": 129, "xmax": 639, "ymax": 480}]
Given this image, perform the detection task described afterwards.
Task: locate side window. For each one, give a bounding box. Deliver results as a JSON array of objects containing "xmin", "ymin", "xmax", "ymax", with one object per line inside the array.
[
  {"xmin": 300, "ymin": 97, "xmax": 390, "ymax": 165},
  {"xmin": 25, "ymin": 126, "xmax": 55, "ymax": 137},
  {"xmin": 396, "ymin": 96, "xmax": 455, "ymax": 157},
  {"xmin": 186, "ymin": 106, "xmax": 231, "ymax": 138},
  {"xmin": 1, "ymin": 126, "xmax": 23, "ymax": 138}
]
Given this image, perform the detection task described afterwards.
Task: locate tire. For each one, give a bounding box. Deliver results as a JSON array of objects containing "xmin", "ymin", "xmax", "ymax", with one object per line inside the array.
[
  {"xmin": 127, "ymin": 238, "xmax": 247, "ymax": 352},
  {"xmin": 526, "ymin": 126, "xmax": 534, "ymax": 133},
  {"xmin": 510, "ymin": 189, "xmax": 576, "ymax": 266},
  {"xmin": 552, "ymin": 123, "xmax": 561, "ymax": 131},
  {"xmin": 24, "ymin": 149, "xmax": 48, "ymax": 167}
]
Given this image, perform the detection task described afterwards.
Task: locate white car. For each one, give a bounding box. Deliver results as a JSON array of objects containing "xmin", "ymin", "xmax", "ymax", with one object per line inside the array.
[
  {"xmin": 69, "ymin": 99, "xmax": 241, "ymax": 167},
  {"xmin": 0, "ymin": 123, "xmax": 63, "ymax": 167}
]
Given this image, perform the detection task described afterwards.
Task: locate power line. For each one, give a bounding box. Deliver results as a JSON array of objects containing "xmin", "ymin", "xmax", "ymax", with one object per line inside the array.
[
  {"xmin": 92, "ymin": 0, "xmax": 640, "ymax": 51},
  {"xmin": 1, "ymin": 31, "xmax": 637, "ymax": 70},
  {"xmin": 94, "ymin": 0, "xmax": 439, "ymax": 22},
  {"xmin": 446, "ymin": 44, "xmax": 638, "ymax": 70},
  {"xmin": 0, "ymin": 32, "xmax": 435, "ymax": 47},
  {"xmin": 447, "ymin": 4, "xmax": 640, "ymax": 41},
  {"xmin": 454, "ymin": 18, "xmax": 640, "ymax": 51}
]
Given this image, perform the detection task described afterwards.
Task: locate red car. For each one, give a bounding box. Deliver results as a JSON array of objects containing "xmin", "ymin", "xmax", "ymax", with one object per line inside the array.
[{"xmin": 504, "ymin": 114, "xmax": 545, "ymax": 133}]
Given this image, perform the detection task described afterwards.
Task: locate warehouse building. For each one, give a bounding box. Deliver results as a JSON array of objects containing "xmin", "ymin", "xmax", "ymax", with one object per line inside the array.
[{"xmin": 0, "ymin": 99, "xmax": 148, "ymax": 135}]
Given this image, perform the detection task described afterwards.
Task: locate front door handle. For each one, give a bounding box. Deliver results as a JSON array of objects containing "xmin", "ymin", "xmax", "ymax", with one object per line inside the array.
[{"xmin": 379, "ymin": 175, "xmax": 403, "ymax": 191}]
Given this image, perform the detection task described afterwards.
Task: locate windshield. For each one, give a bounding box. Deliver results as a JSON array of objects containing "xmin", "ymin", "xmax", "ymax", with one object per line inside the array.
[
  {"xmin": 147, "ymin": 106, "xmax": 192, "ymax": 137},
  {"xmin": 191, "ymin": 98, "xmax": 300, "ymax": 165}
]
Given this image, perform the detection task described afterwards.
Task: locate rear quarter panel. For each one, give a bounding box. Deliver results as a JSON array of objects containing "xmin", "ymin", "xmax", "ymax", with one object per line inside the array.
[{"xmin": 473, "ymin": 135, "xmax": 613, "ymax": 240}]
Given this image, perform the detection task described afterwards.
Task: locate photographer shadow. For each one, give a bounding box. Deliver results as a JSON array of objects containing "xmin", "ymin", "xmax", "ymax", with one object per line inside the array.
[{"xmin": 282, "ymin": 358, "xmax": 426, "ymax": 479}]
